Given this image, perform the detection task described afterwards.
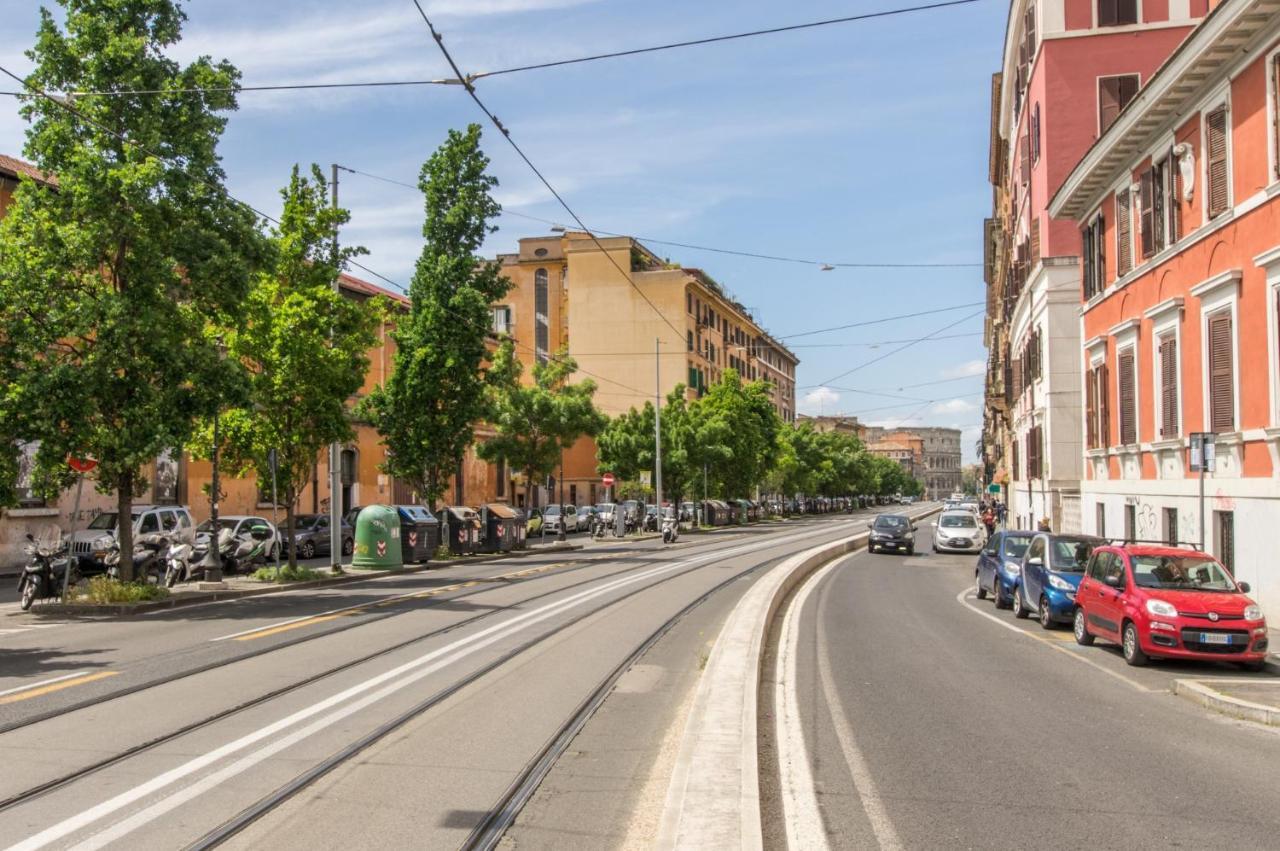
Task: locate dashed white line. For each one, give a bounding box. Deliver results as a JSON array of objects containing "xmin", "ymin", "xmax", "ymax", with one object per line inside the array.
[{"xmin": 0, "ymin": 671, "xmax": 89, "ymax": 698}]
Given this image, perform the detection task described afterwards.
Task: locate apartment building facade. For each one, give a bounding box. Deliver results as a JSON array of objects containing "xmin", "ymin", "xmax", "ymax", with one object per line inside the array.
[
  {"xmin": 1051, "ymin": 0, "xmax": 1280, "ymax": 613},
  {"xmin": 984, "ymin": 0, "xmax": 1204, "ymax": 531}
]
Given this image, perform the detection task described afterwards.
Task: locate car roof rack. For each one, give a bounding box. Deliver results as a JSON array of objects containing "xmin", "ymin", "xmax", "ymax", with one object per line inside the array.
[{"xmin": 1106, "ymin": 538, "xmax": 1203, "ymax": 551}]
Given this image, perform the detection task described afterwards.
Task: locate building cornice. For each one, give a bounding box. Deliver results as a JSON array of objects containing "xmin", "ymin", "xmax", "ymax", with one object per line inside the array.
[
  {"xmin": 1254, "ymin": 244, "xmax": 1280, "ymax": 270},
  {"xmin": 1143, "ymin": 296, "xmax": 1185, "ymax": 322},
  {"xmin": 1188, "ymin": 268, "xmax": 1243, "ymax": 301},
  {"xmin": 1107, "ymin": 318, "xmax": 1141, "ymax": 338}
]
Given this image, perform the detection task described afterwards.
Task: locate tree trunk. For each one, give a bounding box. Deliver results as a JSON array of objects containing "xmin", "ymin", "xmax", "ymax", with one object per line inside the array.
[
  {"xmin": 116, "ymin": 470, "xmax": 134, "ymax": 582},
  {"xmin": 525, "ymin": 467, "xmax": 535, "ymax": 510},
  {"xmin": 285, "ymin": 483, "xmax": 298, "ymax": 569}
]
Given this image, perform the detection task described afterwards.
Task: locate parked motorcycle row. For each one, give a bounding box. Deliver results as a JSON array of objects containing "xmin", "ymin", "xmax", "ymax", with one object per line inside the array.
[{"xmin": 16, "ymin": 521, "xmax": 278, "ymax": 610}]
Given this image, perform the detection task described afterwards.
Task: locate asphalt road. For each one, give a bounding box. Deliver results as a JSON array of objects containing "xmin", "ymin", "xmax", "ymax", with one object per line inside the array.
[
  {"xmin": 0, "ymin": 508, "xmax": 891, "ymax": 849},
  {"xmin": 775, "ymin": 523, "xmax": 1280, "ymax": 849}
]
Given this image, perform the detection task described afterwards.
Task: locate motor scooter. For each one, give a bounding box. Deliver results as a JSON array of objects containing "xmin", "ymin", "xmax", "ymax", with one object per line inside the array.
[
  {"xmin": 18, "ymin": 529, "xmax": 80, "ymax": 610},
  {"xmin": 103, "ymin": 533, "xmax": 171, "ymax": 585},
  {"xmin": 661, "ymin": 509, "xmax": 680, "ymax": 545}
]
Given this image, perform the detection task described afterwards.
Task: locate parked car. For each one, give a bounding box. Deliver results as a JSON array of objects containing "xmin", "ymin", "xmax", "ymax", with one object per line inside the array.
[
  {"xmin": 679, "ymin": 501, "xmax": 696, "ymax": 522},
  {"xmin": 524, "ymin": 507, "xmax": 544, "ymax": 536},
  {"xmin": 197, "ymin": 515, "xmax": 282, "ymax": 562},
  {"xmin": 932, "ymin": 510, "xmax": 985, "ymax": 554},
  {"xmin": 1014, "ymin": 533, "xmax": 1104, "ymax": 626},
  {"xmin": 288, "ymin": 513, "xmax": 354, "ymax": 559},
  {"xmin": 975, "ymin": 530, "xmax": 1035, "ymax": 609},
  {"xmin": 68, "ymin": 505, "xmax": 196, "ymax": 572},
  {"xmin": 593, "ymin": 503, "xmax": 615, "ymax": 528},
  {"xmin": 868, "ymin": 513, "xmax": 916, "ymax": 555},
  {"xmin": 619, "ymin": 500, "xmax": 642, "ymax": 528},
  {"xmin": 1074, "ymin": 543, "xmax": 1269, "ymax": 669},
  {"xmin": 542, "ymin": 504, "xmax": 579, "ymax": 533}
]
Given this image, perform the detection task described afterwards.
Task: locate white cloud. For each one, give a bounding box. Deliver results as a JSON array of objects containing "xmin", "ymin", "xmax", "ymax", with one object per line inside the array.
[
  {"xmin": 799, "ymin": 386, "xmax": 840, "ymax": 415},
  {"xmin": 941, "ymin": 359, "xmax": 986, "ymax": 379},
  {"xmin": 930, "ymin": 398, "xmax": 977, "ymax": 416}
]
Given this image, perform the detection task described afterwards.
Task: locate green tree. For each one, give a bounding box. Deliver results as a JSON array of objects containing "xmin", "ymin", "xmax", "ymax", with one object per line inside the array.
[
  {"xmin": 698, "ymin": 370, "xmax": 781, "ymax": 498},
  {"xmin": 0, "ymin": 0, "xmax": 262, "ymax": 579},
  {"xmin": 478, "ymin": 341, "xmax": 606, "ymax": 509},
  {"xmin": 360, "ymin": 125, "xmax": 509, "ymax": 508},
  {"xmin": 197, "ymin": 165, "xmax": 380, "ymax": 569},
  {"xmin": 595, "ymin": 385, "xmax": 713, "ymax": 509}
]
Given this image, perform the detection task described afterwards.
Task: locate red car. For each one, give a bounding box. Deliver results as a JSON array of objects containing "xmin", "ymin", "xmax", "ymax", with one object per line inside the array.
[{"xmin": 1074, "ymin": 543, "xmax": 1268, "ymax": 670}]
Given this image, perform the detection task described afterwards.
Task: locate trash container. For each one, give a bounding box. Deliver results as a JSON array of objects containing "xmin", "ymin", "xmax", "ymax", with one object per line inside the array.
[
  {"xmin": 442, "ymin": 506, "xmax": 480, "ymax": 555},
  {"xmin": 395, "ymin": 504, "xmax": 440, "ymax": 563},
  {"xmin": 352, "ymin": 505, "xmax": 403, "ymax": 570},
  {"xmin": 478, "ymin": 504, "xmax": 520, "ymax": 554}
]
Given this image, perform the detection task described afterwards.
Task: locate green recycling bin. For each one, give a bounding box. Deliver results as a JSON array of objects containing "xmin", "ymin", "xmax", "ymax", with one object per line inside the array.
[{"xmin": 352, "ymin": 505, "xmax": 403, "ymax": 570}]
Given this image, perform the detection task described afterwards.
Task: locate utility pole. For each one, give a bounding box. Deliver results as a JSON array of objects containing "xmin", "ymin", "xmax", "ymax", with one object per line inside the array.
[
  {"xmin": 329, "ymin": 164, "xmax": 343, "ymax": 574},
  {"xmin": 654, "ymin": 337, "xmax": 663, "ymax": 518}
]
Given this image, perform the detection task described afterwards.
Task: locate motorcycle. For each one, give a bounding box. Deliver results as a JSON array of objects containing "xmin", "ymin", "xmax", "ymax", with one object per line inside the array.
[
  {"xmin": 18, "ymin": 529, "xmax": 80, "ymax": 610},
  {"xmin": 103, "ymin": 533, "xmax": 172, "ymax": 586},
  {"xmin": 661, "ymin": 511, "xmax": 679, "ymax": 545},
  {"xmin": 192, "ymin": 524, "xmax": 271, "ymax": 575},
  {"xmin": 164, "ymin": 540, "xmax": 196, "ymax": 587}
]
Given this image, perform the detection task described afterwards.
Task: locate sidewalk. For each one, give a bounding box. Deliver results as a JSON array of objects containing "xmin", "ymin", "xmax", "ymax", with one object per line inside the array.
[{"xmin": 1175, "ymin": 677, "xmax": 1280, "ymax": 726}]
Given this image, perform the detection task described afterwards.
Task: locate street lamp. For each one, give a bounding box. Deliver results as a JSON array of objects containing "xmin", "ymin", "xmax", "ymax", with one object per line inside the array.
[
  {"xmin": 197, "ymin": 337, "xmax": 228, "ymax": 585},
  {"xmin": 557, "ymin": 449, "xmax": 566, "ymax": 543}
]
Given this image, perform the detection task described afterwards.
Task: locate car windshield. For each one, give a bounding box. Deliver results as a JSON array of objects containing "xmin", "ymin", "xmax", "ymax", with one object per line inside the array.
[
  {"xmin": 1003, "ymin": 535, "xmax": 1033, "ymax": 559},
  {"xmin": 88, "ymin": 512, "xmax": 119, "ymax": 530},
  {"xmin": 874, "ymin": 516, "xmax": 908, "ymax": 529},
  {"xmin": 544, "ymin": 506, "xmax": 561, "ymax": 515},
  {"xmin": 1049, "ymin": 538, "xmax": 1098, "ymax": 572},
  {"xmin": 940, "ymin": 514, "xmax": 976, "ymax": 528},
  {"xmin": 1131, "ymin": 555, "xmax": 1237, "ymax": 591},
  {"xmin": 295, "ymin": 515, "xmax": 320, "ymax": 528},
  {"xmin": 596, "ymin": 504, "xmax": 614, "ymax": 513},
  {"xmin": 197, "ymin": 518, "xmax": 240, "ymax": 533}
]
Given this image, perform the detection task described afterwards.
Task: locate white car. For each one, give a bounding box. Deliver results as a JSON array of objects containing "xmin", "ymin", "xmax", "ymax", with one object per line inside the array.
[
  {"xmin": 932, "ymin": 510, "xmax": 986, "ymax": 554},
  {"xmin": 542, "ymin": 504, "xmax": 580, "ymax": 533}
]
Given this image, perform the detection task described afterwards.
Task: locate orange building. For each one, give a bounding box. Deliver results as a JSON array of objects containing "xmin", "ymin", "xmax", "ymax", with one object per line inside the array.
[{"xmin": 1050, "ymin": 0, "xmax": 1280, "ymax": 613}]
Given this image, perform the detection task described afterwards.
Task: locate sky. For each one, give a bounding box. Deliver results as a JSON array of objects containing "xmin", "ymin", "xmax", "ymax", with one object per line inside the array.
[{"xmin": 0, "ymin": 0, "xmax": 1006, "ymax": 462}]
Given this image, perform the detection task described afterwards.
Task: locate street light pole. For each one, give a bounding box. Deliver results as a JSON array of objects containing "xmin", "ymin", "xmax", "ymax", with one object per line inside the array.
[
  {"xmin": 198, "ymin": 338, "xmax": 227, "ymax": 584},
  {"xmin": 654, "ymin": 337, "xmax": 663, "ymax": 520},
  {"xmin": 558, "ymin": 450, "xmax": 566, "ymax": 542},
  {"xmin": 329, "ymin": 163, "xmax": 343, "ymax": 574}
]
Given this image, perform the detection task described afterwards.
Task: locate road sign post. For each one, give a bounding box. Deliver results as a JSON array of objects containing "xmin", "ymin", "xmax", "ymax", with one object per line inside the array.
[
  {"xmin": 267, "ymin": 448, "xmax": 281, "ymax": 578},
  {"xmin": 63, "ymin": 456, "xmax": 97, "ymax": 599},
  {"xmin": 602, "ymin": 472, "xmax": 614, "ymax": 504},
  {"xmin": 1190, "ymin": 432, "xmax": 1216, "ymax": 550}
]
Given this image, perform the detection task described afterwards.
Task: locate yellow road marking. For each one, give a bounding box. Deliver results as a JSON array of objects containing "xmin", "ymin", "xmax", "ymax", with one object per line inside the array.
[
  {"xmin": 234, "ymin": 613, "xmax": 346, "ymax": 640},
  {"xmin": 0, "ymin": 671, "xmax": 119, "ymax": 705}
]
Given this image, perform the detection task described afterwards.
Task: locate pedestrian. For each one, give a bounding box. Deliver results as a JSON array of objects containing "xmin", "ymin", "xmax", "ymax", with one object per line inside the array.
[
  {"xmin": 1038, "ymin": 516, "xmax": 1052, "ymax": 532},
  {"xmin": 982, "ymin": 506, "xmax": 996, "ymax": 537},
  {"xmin": 996, "ymin": 501, "xmax": 1007, "ymax": 527}
]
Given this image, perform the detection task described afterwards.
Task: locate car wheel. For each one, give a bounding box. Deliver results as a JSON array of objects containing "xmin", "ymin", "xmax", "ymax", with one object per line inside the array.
[
  {"xmin": 975, "ymin": 572, "xmax": 988, "ymax": 600},
  {"xmin": 301, "ymin": 540, "xmax": 316, "ymax": 560},
  {"xmin": 1239, "ymin": 659, "xmax": 1267, "ymax": 673},
  {"xmin": 1038, "ymin": 595, "xmax": 1054, "ymax": 630},
  {"xmin": 1122, "ymin": 622, "xmax": 1148, "ymax": 667},
  {"xmin": 20, "ymin": 577, "xmax": 37, "ymax": 611},
  {"xmin": 342, "ymin": 537, "xmax": 354, "ymax": 556},
  {"xmin": 1073, "ymin": 608, "xmax": 1094, "ymax": 646},
  {"xmin": 906, "ymin": 545, "xmax": 914, "ymax": 556},
  {"xmin": 1012, "ymin": 587, "xmax": 1029, "ymax": 619},
  {"xmin": 993, "ymin": 580, "xmax": 1010, "ymax": 610}
]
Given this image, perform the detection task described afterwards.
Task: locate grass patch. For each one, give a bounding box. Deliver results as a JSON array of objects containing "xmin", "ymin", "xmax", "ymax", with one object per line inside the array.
[
  {"xmin": 252, "ymin": 564, "xmax": 324, "ymax": 582},
  {"xmin": 79, "ymin": 576, "xmax": 169, "ymax": 604}
]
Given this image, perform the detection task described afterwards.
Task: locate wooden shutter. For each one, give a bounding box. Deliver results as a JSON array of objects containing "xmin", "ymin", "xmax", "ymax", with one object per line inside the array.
[
  {"xmin": 1096, "ymin": 215, "xmax": 1106, "ymax": 289},
  {"xmin": 1030, "ymin": 216, "xmax": 1041, "ymax": 266},
  {"xmin": 1020, "ymin": 134, "xmax": 1031, "ymax": 185},
  {"xmin": 1118, "ymin": 349, "xmax": 1136, "ymax": 445},
  {"xmin": 1116, "ymin": 189, "xmax": 1132, "ymax": 275},
  {"xmin": 1098, "ymin": 0, "xmax": 1118, "ymax": 26},
  {"xmin": 1167, "ymin": 149, "xmax": 1182, "ymax": 242},
  {"xmin": 1273, "ymin": 56, "xmax": 1280, "ymax": 180},
  {"xmin": 1152, "ymin": 160, "xmax": 1166, "ymax": 252},
  {"xmin": 1139, "ymin": 169, "xmax": 1154, "ymax": 258},
  {"xmin": 1208, "ymin": 312, "xmax": 1234, "ymax": 432},
  {"xmin": 1081, "ymin": 223, "xmax": 1094, "ymax": 298},
  {"xmin": 1025, "ymin": 6, "xmax": 1036, "ymax": 59},
  {"xmin": 1206, "ymin": 106, "xmax": 1229, "ymax": 219},
  {"xmin": 1117, "ymin": 0, "xmax": 1137, "ymax": 24},
  {"xmin": 1159, "ymin": 335, "xmax": 1178, "ymax": 438},
  {"xmin": 1099, "ymin": 77, "xmax": 1121, "ymax": 132},
  {"xmin": 1012, "ymin": 438, "xmax": 1020, "ymax": 480},
  {"xmin": 1086, "ymin": 366, "xmax": 1098, "ymax": 448},
  {"xmin": 1012, "ymin": 357, "xmax": 1023, "ymax": 399},
  {"xmin": 1098, "ymin": 362, "xmax": 1111, "ymax": 446}
]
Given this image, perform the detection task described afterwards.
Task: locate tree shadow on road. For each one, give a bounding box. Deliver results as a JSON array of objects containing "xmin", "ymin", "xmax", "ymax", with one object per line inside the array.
[{"xmin": 0, "ymin": 646, "xmax": 113, "ymax": 680}]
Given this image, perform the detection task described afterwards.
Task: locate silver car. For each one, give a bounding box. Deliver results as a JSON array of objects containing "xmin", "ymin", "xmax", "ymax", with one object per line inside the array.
[
  {"xmin": 932, "ymin": 510, "xmax": 986, "ymax": 554},
  {"xmin": 68, "ymin": 504, "xmax": 195, "ymax": 570},
  {"xmin": 542, "ymin": 504, "xmax": 580, "ymax": 533}
]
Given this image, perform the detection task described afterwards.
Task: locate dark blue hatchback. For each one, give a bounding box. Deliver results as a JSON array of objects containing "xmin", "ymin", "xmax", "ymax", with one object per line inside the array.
[{"xmin": 974, "ymin": 530, "xmax": 1035, "ymax": 609}]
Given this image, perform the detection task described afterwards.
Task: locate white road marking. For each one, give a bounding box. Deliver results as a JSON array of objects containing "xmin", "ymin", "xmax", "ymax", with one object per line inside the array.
[
  {"xmin": 954, "ymin": 588, "xmax": 1155, "ymax": 693},
  {"xmin": 0, "ymin": 671, "xmax": 89, "ymax": 698},
  {"xmin": 776, "ymin": 560, "xmax": 836, "ymax": 851},
  {"xmin": 815, "ymin": 561, "xmax": 904, "ymax": 851},
  {"xmin": 12, "ymin": 527, "xmax": 838, "ymax": 851}
]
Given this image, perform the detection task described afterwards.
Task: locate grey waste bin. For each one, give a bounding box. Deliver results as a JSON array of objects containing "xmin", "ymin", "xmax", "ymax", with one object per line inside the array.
[
  {"xmin": 442, "ymin": 506, "xmax": 480, "ymax": 555},
  {"xmin": 478, "ymin": 504, "xmax": 521, "ymax": 553},
  {"xmin": 395, "ymin": 504, "xmax": 439, "ymax": 563}
]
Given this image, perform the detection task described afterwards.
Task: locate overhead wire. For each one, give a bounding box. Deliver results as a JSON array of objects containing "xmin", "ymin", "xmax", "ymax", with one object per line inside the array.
[
  {"xmin": 810, "ymin": 308, "xmax": 986, "ymax": 388},
  {"xmin": 778, "ymin": 301, "xmax": 985, "ymax": 340}
]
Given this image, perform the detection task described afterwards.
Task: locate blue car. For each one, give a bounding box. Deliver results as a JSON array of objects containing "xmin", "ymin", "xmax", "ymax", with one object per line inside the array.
[
  {"xmin": 975, "ymin": 530, "xmax": 1034, "ymax": 610},
  {"xmin": 1014, "ymin": 533, "xmax": 1104, "ymax": 628}
]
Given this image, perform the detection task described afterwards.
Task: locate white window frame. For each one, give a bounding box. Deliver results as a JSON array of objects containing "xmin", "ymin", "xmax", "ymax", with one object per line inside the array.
[
  {"xmin": 1198, "ymin": 89, "xmax": 1232, "ymax": 219},
  {"xmin": 1095, "ymin": 72, "xmax": 1142, "ymax": 138},
  {"xmin": 1190, "ymin": 269, "xmax": 1242, "ymax": 433},
  {"xmin": 1144, "ymin": 298, "xmax": 1185, "ymax": 440},
  {"xmin": 1092, "ymin": 0, "xmax": 1143, "ymax": 29},
  {"xmin": 1256, "ymin": 246, "xmax": 1280, "ymax": 427},
  {"xmin": 1266, "ymin": 46, "xmax": 1280, "ymax": 186},
  {"xmin": 1110, "ymin": 319, "xmax": 1141, "ymax": 446}
]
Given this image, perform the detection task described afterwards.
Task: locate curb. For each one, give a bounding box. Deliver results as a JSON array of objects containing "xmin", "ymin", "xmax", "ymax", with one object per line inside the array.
[
  {"xmin": 1174, "ymin": 678, "xmax": 1280, "ymax": 726},
  {"xmin": 26, "ymin": 543, "xmax": 584, "ymax": 617},
  {"xmin": 654, "ymin": 506, "xmax": 939, "ymax": 850}
]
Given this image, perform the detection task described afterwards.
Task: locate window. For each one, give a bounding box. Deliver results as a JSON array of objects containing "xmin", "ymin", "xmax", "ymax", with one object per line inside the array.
[
  {"xmin": 1117, "ymin": 348, "xmax": 1137, "ymax": 445},
  {"xmin": 1124, "ymin": 503, "xmax": 1136, "ymax": 542},
  {"xmin": 14, "ymin": 440, "xmax": 45, "ymax": 508},
  {"xmin": 1164, "ymin": 507, "xmax": 1178, "ymax": 546},
  {"xmin": 687, "ymin": 292, "xmax": 693, "ymax": 314},
  {"xmin": 1273, "ymin": 54, "xmax": 1280, "ymax": 180},
  {"xmin": 687, "ymin": 330, "xmax": 694, "ymax": 352},
  {"xmin": 1157, "ymin": 333, "xmax": 1179, "ymax": 438},
  {"xmin": 1115, "ymin": 189, "xmax": 1132, "ymax": 276},
  {"xmin": 534, "ymin": 268, "xmax": 549, "ymax": 364},
  {"xmin": 1139, "ymin": 168, "xmax": 1155, "ymax": 258},
  {"xmin": 139, "ymin": 513, "xmax": 160, "ymax": 535},
  {"xmin": 1020, "ymin": 133, "xmax": 1031, "ymax": 186},
  {"xmin": 1207, "ymin": 311, "xmax": 1234, "ymax": 432},
  {"xmin": 1095, "ymin": 503, "xmax": 1106, "ymax": 538},
  {"xmin": 1082, "ymin": 213, "xmax": 1106, "ymax": 298},
  {"xmin": 491, "ymin": 305, "xmax": 512, "ymax": 335},
  {"xmin": 1098, "ymin": 75, "xmax": 1139, "ymax": 134},
  {"xmin": 1216, "ymin": 510, "xmax": 1235, "ymax": 573},
  {"xmin": 496, "ymin": 457, "xmax": 506, "ymax": 498},
  {"xmin": 1086, "ymin": 359, "xmax": 1110, "ymax": 449},
  {"xmin": 1031, "ymin": 103, "xmax": 1041, "ymax": 163},
  {"xmin": 1205, "ymin": 105, "xmax": 1229, "ymax": 219},
  {"xmin": 1097, "ymin": 0, "xmax": 1138, "ymax": 27}
]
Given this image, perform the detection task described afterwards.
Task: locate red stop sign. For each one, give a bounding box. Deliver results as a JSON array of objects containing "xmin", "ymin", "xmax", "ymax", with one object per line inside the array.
[
  {"xmin": 602, "ymin": 473, "xmax": 615, "ymax": 487},
  {"xmin": 68, "ymin": 455, "xmax": 98, "ymax": 473}
]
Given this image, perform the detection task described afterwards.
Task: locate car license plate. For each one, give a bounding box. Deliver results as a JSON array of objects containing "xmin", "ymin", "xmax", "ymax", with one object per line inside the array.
[{"xmin": 1200, "ymin": 633, "xmax": 1232, "ymax": 645}]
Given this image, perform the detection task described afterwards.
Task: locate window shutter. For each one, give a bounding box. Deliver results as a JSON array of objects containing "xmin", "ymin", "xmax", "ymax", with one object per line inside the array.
[
  {"xmin": 1099, "ymin": 77, "xmax": 1121, "ymax": 133},
  {"xmin": 1086, "ymin": 366, "xmax": 1098, "ymax": 448},
  {"xmin": 1117, "ymin": 0, "xmax": 1137, "ymax": 24},
  {"xmin": 1208, "ymin": 312, "xmax": 1234, "ymax": 432},
  {"xmin": 1160, "ymin": 335, "xmax": 1178, "ymax": 438},
  {"xmin": 1020, "ymin": 134, "xmax": 1031, "ymax": 185},
  {"xmin": 1025, "ymin": 6, "xmax": 1036, "ymax": 59},
  {"xmin": 1206, "ymin": 106, "xmax": 1229, "ymax": 219},
  {"xmin": 1081, "ymin": 223, "xmax": 1095, "ymax": 298},
  {"xmin": 1096, "ymin": 215, "xmax": 1106, "ymax": 289},
  {"xmin": 1098, "ymin": 0, "xmax": 1118, "ymax": 26},
  {"xmin": 1115, "ymin": 189, "xmax": 1132, "ymax": 275},
  {"xmin": 1098, "ymin": 362, "xmax": 1111, "ymax": 446},
  {"xmin": 1030, "ymin": 217, "xmax": 1041, "ymax": 266},
  {"xmin": 1118, "ymin": 349, "xmax": 1136, "ymax": 445},
  {"xmin": 1139, "ymin": 169, "xmax": 1154, "ymax": 258},
  {"xmin": 1031, "ymin": 105, "xmax": 1041, "ymax": 163},
  {"xmin": 1152, "ymin": 160, "xmax": 1166, "ymax": 252},
  {"xmin": 1012, "ymin": 356, "xmax": 1023, "ymax": 399},
  {"xmin": 1274, "ymin": 57, "xmax": 1280, "ymax": 180},
  {"xmin": 1167, "ymin": 149, "xmax": 1182, "ymax": 242}
]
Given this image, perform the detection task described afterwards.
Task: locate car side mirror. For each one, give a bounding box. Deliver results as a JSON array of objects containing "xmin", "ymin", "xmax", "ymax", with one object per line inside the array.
[
  {"xmin": 931, "ymin": 522, "xmax": 938, "ymax": 528},
  {"xmin": 1238, "ymin": 581, "xmax": 1251, "ymax": 593},
  {"xmin": 1027, "ymin": 556, "xmax": 1043, "ymax": 567},
  {"xmin": 912, "ymin": 524, "xmax": 918, "ymax": 531}
]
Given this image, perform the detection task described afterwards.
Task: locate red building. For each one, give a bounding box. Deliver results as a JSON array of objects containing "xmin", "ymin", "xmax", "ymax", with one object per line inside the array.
[{"xmin": 1051, "ymin": 0, "xmax": 1280, "ymax": 613}]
